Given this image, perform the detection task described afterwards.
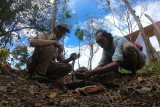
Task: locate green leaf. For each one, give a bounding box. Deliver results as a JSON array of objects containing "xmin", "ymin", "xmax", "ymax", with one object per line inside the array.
[
  {"xmin": 0, "ymin": 48, "xmax": 9, "ymax": 65},
  {"xmin": 75, "ymin": 29, "xmax": 84, "ymax": 41},
  {"xmin": 65, "ymin": 11, "xmax": 71, "ymax": 18}
]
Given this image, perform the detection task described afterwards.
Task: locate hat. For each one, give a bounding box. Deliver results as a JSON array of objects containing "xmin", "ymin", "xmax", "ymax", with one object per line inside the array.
[{"xmin": 56, "ymin": 23, "xmax": 70, "ymax": 33}]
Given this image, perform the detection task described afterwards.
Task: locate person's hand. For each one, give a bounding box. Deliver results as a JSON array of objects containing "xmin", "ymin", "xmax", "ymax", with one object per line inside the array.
[
  {"xmin": 75, "ymin": 67, "xmax": 92, "ymax": 80},
  {"xmin": 76, "ymin": 67, "xmax": 88, "ymax": 73},
  {"xmin": 75, "ymin": 70, "xmax": 91, "ymax": 80},
  {"xmin": 55, "ymin": 42, "xmax": 64, "ymax": 53},
  {"xmin": 69, "ymin": 53, "xmax": 80, "ymax": 61}
]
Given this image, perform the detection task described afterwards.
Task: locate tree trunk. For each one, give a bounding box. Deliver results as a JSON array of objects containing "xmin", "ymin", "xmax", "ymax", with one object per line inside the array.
[
  {"xmin": 145, "ymin": 14, "xmax": 160, "ymax": 47},
  {"xmin": 52, "ymin": 0, "xmax": 57, "ymax": 31},
  {"xmin": 78, "ymin": 41, "xmax": 81, "ymax": 68},
  {"xmin": 88, "ymin": 44, "xmax": 94, "ymax": 70},
  {"xmin": 123, "ymin": 0, "xmax": 157, "ymax": 62}
]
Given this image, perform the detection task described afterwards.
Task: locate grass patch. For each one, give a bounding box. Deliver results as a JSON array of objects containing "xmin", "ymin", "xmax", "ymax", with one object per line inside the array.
[
  {"xmin": 118, "ymin": 61, "xmax": 160, "ymax": 80},
  {"xmin": 138, "ymin": 61, "xmax": 160, "ymax": 73}
]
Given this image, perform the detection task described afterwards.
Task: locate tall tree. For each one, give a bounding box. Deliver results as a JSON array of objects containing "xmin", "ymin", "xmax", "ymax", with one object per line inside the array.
[
  {"xmin": 52, "ymin": 0, "xmax": 58, "ymax": 31},
  {"xmin": 12, "ymin": 46, "xmax": 29, "ymax": 69},
  {"xmin": 0, "ymin": 0, "xmax": 26, "ymax": 46},
  {"xmin": 81, "ymin": 18, "xmax": 107, "ymax": 70},
  {"xmin": 108, "ymin": 5, "xmax": 147, "ymax": 38},
  {"xmin": 123, "ymin": 0, "xmax": 157, "ymax": 61}
]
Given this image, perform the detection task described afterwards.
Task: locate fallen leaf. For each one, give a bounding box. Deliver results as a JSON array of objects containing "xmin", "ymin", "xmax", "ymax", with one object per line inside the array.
[
  {"xmin": 28, "ymin": 85, "xmax": 35, "ymax": 95},
  {"xmin": 10, "ymin": 89, "xmax": 17, "ymax": 94},
  {"xmin": 0, "ymin": 86, "xmax": 8, "ymax": 92},
  {"xmin": 0, "ymin": 64, "xmax": 11, "ymax": 73},
  {"xmin": 47, "ymin": 91, "xmax": 58, "ymax": 99},
  {"xmin": 28, "ymin": 88, "xmax": 35, "ymax": 95},
  {"xmin": 35, "ymin": 102, "xmax": 42, "ymax": 107},
  {"xmin": 29, "ymin": 85, "xmax": 35, "ymax": 89},
  {"xmin": 2, "ymin": 100, "xmax": 8, "ymax": 104},
  {"xmin": 75, "ymin": 85, "xmax": 104, "ymax": 95},
  {"xmin": 141, "ymin": 87, "xmax": 152, "ymax": 92},
  {"xmin": 138, "ymin": 77, "xmax": 143, "ymax": 82}
]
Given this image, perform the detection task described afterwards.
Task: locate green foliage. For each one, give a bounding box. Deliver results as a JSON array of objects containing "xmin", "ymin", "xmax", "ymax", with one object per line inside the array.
[
  {"xmin": 138, "ymin": 61, "xmax": 160, "ymax": 73},
  {"xmin": 65, "ymin": 11, "xmax": 71, "ymax": 18},
  {"xmin": 75, "ymin": 29, "xmax": 84, "ymax": 41},
  {"xmin": 0, "ymin": 0, "xmax": 23, "ymax": 24},
  {"xmin": 12, "ymin": 46, "xmax": 29, "ymax": 69},
  {"xmin": 119, "ymin": 61, "xmax": 160, "ymax": 75},
  {"xmin": 0, "ymin": 0, "xmax": 25, "ymax": 45},
  {"xmin": 0, "ymin": 48, "xmax": 9, "ymax": 65},
  {"xmin": 0, "ymin": 0, "xmax": 71, "ymax": 45},
  {"xmin": 137, "ymin": 61, "xmax": 160, "ymax": 81}
]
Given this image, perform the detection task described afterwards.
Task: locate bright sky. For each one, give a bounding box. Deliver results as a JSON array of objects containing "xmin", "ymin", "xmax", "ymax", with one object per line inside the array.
[
  {"xmin": 64, "ymin": 0, "xmax": 160, "ymax": 48},
  {"xmin": 64, "ymin": 0, "xmax": 108, "ymax": 47}
]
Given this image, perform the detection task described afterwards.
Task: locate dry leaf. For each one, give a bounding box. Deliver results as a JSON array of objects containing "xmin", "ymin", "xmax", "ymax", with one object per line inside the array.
[
  {"xmin": 28, "ymin": 88, "xmax": 35, "ymax": 95},
  {"xmin": 75, "ymin": 85, "xmax": 104, "ymax": 94},
  {"xmin": 0, "ymin": 64, "xmax": 11, "ymax": 73},
  {"xmin": 141, "ymin": 87, "xmax": 152, "ymax": 92},
  {"xmin": 0, "ymin": 86, "xmax": 8, "ymax": 92},
  {"xmin": 48, "ymin": 91, "xmax": 58, "ymax": 99},
  {"xmin": 28, "ymin": 85, "xmax": 35, "ymax": 95},
  {"xmin": 138, "ymin": 77, "xmax": 143, "ymax": 82},
  {"xmin": 35, "ymin": 102, "xmax": 42, "ymax": 107},
  {"xmin": 10, "ymin": 89, "xmax": 17, "ymax": 94}
]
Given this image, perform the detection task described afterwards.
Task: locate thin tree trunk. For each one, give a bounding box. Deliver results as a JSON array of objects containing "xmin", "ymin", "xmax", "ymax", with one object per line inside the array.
[
  {"xmin": 123, "ymin": 0, "xmax": 157, "ymax": 62},
  {"xmin": 78, "ymin": 41, "xmax": 81, "ymax": 68},
  {"xmin": 88, "ymin": 44, "xmax": 93, "ymax": 70},
  {"xmin": 52, "ymin": 0, "xmax": 57, "ymax": 31},
  {"xmin": 145, "ymin": 14, "xmax": 160, "ymax": 47}
]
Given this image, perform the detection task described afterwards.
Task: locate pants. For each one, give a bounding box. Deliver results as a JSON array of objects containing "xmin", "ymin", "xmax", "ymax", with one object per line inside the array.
[{"xmin": 27, "ymin": 45, "xmax": 72, "ymax": 80}]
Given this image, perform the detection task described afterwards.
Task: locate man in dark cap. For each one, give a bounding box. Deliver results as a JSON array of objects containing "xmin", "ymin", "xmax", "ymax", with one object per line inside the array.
[{"xmin": 27, "ymin": 24, "xmax": 79, "ymax": 81}]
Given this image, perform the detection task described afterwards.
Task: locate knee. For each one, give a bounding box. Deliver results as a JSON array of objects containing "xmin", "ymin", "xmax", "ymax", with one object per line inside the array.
[{"xmin": 64, "ymin": 63, "xmax": 72, "ymax": 72}]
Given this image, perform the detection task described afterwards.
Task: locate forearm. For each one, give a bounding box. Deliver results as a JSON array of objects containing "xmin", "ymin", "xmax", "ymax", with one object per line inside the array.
[
  {"xmin": 62, "ymin": 57, "xmax": 71, "ymax": 63},
  {"xmin": 57, "ymin": 55, "xmax": 71, "ymax": 63},
  {"xmin": 90, "ymin": 61, "xmax": 121, "ymax": 76},
  {"xmin": 30, "ymin": 39, "xmax": 57, "ymax": 47}
]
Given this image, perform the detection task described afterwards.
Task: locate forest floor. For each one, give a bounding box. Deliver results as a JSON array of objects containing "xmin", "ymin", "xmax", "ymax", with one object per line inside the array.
[{"xmin": 0, "ymin": 62, "xmax": 160, "ymax": 107}]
